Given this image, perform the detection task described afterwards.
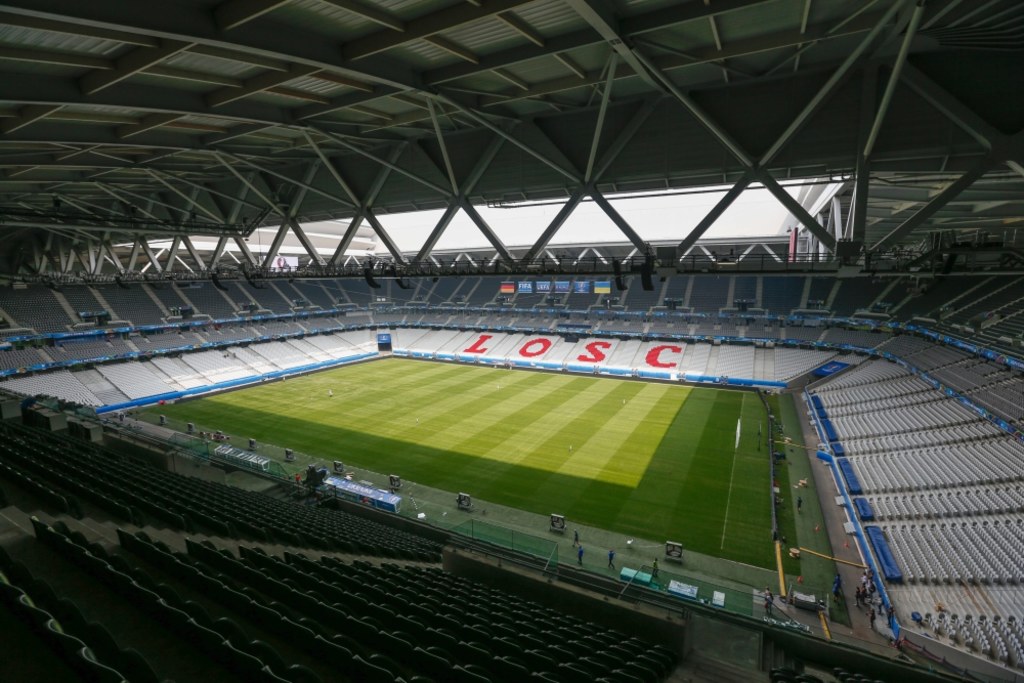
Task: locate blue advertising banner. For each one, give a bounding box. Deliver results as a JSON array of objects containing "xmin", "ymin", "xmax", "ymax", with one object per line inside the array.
[
  {"xmin": 536, "ymin": 281, "xmax": 551, "ymax": 293},
  {"xmin": 812, "ymin": 361, "xmax": 850, "ymax": 377},
  {"xmin": 555, "ymin": 281, "xmax": 571, "ymax": 293},
  {"xmin": 573, "ymin": 281, "xmax": 590, "ymax": 294},
  {"xmin": 517, "ymin": 281, "xmax": 533, "ymax": 294}
]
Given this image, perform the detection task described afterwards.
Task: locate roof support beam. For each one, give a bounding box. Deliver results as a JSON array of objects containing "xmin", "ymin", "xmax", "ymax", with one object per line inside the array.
[
  {"xmin": 146, "ymin": 170, "xmax": 223, "ymax": 222},
  {"xmin": 461, "ymin": 199, "xmax": 513, "ymax": 263},
  {"xmin": 521, "ymin": 188, "xmax": 586, "ymax": 262},
  {"xmin": 591, "ymin": 191, "xmax": 647, "ymax": 253},
  {"xmin": 164, "ymin": 236, "xmax": 182, "ymax": 272},
  {"xmin": 364, "ymin": 211, "xmax": 405, "ymax": 263},
  {"xmin": 287, "ymin": 217, "xmax": 326, "ymax": 266},
  {"xmin": 0, "ymin": 105, "xmax": 62, "ymax": 134},
  {"xmin": 208, "ymin": 236, "xmax": 229, "ymax": 269},
  {"xmin": 758, "ymin": 0, "xmax": 905, "ymax": 166},
  {"xmin": 328, "ymin": 144, "xmax": 403, "ymax": 264},
  {"xmin": 426, "ymin": 99, "xmax": 459, "ymax": 194},
  {"xmin": 214, "ymin": 159, "xmax": 285, "ymax": 217},
  {"xmin": 584, "ymin": 54, "xmax": 616, "ymax": 184},
  {"xmin": 313, "ymin": 131, "xmax": 450, "ymax": 197},
  {"xmin": 213, "ymin": 0, "xmax": 290, "ymax": 30},
  {"xmin": 562, "ymin": 0, "xmax": 661, "ymax": 90},
  {"xmin": 899, "ymin": 62, "xmax": 1003, "ymax": 149},
  {"xmin": 678, "ymin": 172, "xmax": 753, "ymax": 253},
  {"xmin": 260, "ymin": 221, "xmax": 290, "ymax": 268},
  {"xmin": 414, "ymin": 203, "xmax": 459, "ymax": 262},
  {"xmin": 118, "ymin": 113, "xmax": 183, "ymax": 139},
  {"xmin": 206, "ymin": 63, "xmax": 318, "ymax": 107},
  {"xmin": 871, "ymin": 155, "xmax": 996, "ymax": 252},
  {"xmin": 758, "ymin": 171, "xmax": 837, "ymax": 251},
  {"xmin": 848, "ymin": 65, "xmax": 878, "ymax": 245},
  {"xmin": 180, "ymin": 235, "xmax": 205, "ymax": 271},
  {"xmin": 318, "ymin": 0, "xmax": 404, "ymax": 32},
  {"xmin": 80, "ymin": 40, "xmax": 192, "ymax": 95},
  {"xmin": 863, "ymin": 0, "xmax": 925, "ymax": 159},
  {"xmin": 438, "ymin": 96, "xmax": 581, "ymax": 183},
  {"xmin": 343, "ymin": 0, "xmax": 533, "ymax": 60},
  {"xmin": 233, "ymin": 236, "xmax": 258, "ymax": 266}
]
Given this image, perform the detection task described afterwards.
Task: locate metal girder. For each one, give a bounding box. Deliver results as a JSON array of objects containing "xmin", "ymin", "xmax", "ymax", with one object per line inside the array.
[
  {"xmin": 863, "ymin": 0, "xmax": 925, "ymax": 159},
  {"xmin": 758, "ymin": 172, "xmax": 837, "ymax": 251},
  {"xmin": 214, "ymin": 159, "xmax": 285, "ymax": 217},
  {"xmin": 414, "ymin": 203, "xmax": 459, "ymax": 262},
  {"xmin": 180, "ymin": 235, "xmax": 205, "ymax": 271},
  {"xmin": 318, "ymin": 0, "xmax": 404, "ymax": 32},
  {"xmin": 591, "ymin": 191, "xmax": 646, "ymax": 253},
  {"xmin": 899, "ymin": 62, "xmax": 1003, "ymax": 149},
  {"xmin": 146, "ymin": 170, "xmax": 222, "ymax": 222},
  {"xmin": 678, "ymin": 172, "xmax": 754, "ymax": 253},
  {"xmin": 260, "ymin": 220, "xmax": 290, "ymax": 268},
  {"xmin": 222, "ymin": 153, "xmax": 351, "ymax": 209},
  {"xmin": 233, "ymin": 235, "xmax": 258, "ymax": 266},
  {"xmin": 118, "ymin": 113, "xmax": 183, "ymax": 139},
  {"xmin": 521, "ymin": 188, "xmax": 587, "ymax": 262},
  {"xmin": 426, "ymin": 99, "xmax": 459, "ymax": 194},
  {"xmin": 302, "ymin": 132, "xmax": 360, "ymax": 205},
  {"xmin": 849, "ymin": 65, "xmax": 877, "ymax": 244},
  {"xmin": 585, "ymin": 55, "xmax": 617, "ymax": 184},
  {"xmin": 164, "ymin": 236, "xmax": 183, "ymax": 272},
  {"xmin": 437, "ymin": 96, "xmax": 581, "ymax": 183},
  {"xmin": 0, "ymin": 104, "xmax": 61, "ymax": 134},
  {"xmin": 286, "ymin": 218, "xmax": 321, "ymax": 266},
  {"xmin": 126, "ymin": 240, "xmax": 142, "ymax": 271},
  {"xmin": 214, "ymin": 0, "xmax": 290, "ymax": 30},
  {"xmin": 425, "ymin": 0, "xmax": 775, "ymax": 87},
  {"xmin": 460, "ymin": 199, "xmax": 513, "ymax": 263},
  {"xmin": 328, "ymin": 144, "xmax": 404, "ymax": 264},
  {"xmin": 562, "ymin": 0, "xmax": 661, "ymax": 91},
  {"xmin": 871, "ymin": 155, "xmax": 997, "ymax": 252},
  {"xmin": 312, "ymin": 130, "xmax": 451, "ymax": 197},
  {"xmin": 80, "ymin": 39, "xmax": 192, "ymax": 95},
  {"xmin": 342, "ymin": 0, "xmax": 534, "ymax": 61},
  {"xmin": 364, "ymin": 211, "xmax": 405, "ymax": 263},
  {"xmin": 208, "ymin": 235, "xmax": 229, "ymax": 269},
  {"xmin": 758, "ymin": 0, "xmax": 906, "ymax": 167},
  {"xmin": 630, "ymin": 48, "xmax": 753, "ymax": 168},
  {"xmin": 208, "ymin": 63, "xmax": 319, "ymax": 108}
]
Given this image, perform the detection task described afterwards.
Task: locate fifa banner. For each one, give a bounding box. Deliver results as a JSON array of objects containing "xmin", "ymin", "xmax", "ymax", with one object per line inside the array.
[
  {"xmin": 536, "ymin": 281, "xmax": 551, "ymax": 293},
  {"xmin": 499, "ymin": 282, "xmax": 514, "ymax": 294},
  {"xmin": 574, "ymin": 281, "xmax": 591, "ymax": 294},
  {"xmin": 555, "ymin": 281, "xmax": 571, "ymax": 293},
  {"xmin": 518, "ymin": 281, "xmax": 533, "ymax": 294}
]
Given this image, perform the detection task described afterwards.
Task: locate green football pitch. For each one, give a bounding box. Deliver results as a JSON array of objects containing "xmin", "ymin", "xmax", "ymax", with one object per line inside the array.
[{"xmin": 154, "ymin": 358, "xmax": 774, "ymax": 568}]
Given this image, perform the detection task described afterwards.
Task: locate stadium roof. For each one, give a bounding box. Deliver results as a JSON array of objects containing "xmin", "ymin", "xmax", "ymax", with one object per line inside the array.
[{"xmin": 0, "ymin": 0, "xmax": 1022, "ymax": 275}]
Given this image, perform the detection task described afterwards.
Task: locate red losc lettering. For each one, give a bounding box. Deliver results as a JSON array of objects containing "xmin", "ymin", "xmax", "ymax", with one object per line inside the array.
[
  {"xmin": 577, "ymin": 340, "xmax": 612, "ymax": 363},
  {"xmin": 645, "ymin": 344, "xmax": 682, "ymax": 368},
  {"xmin": 464, "ymin": 334, "xmax": 493, "ymax": 354},
  {"xmin": 519, "ymin": 338, "xmax": 553, "ymax": 358}
]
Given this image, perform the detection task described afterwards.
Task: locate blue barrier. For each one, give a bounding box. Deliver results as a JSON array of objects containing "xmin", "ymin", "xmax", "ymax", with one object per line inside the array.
[
  {"xmin": 96, "ymin": 352, "xmax": 377, "ymax": 414},
  {"xmin": 811, "ymin": 395, "xmax": 824, "ymax": 411},
  {"xmin": 853, "ymin": 498, "xmax": 874, "ymax": 521},
  {"xmin": 832, "ymin": 442, "xmax": 846, "ymax": 457},
  {"xmin": 822, "ymin": 419, "xmax": 839, "ymax": 443},
  {"xmin": 815, "ymin": 450, "xmax": 833, "ymax": 463},
  {"xmin": 836, "ymin": 458, "xmax": 862, "ymax": 494},
  {"xmin": 865, "ymin": 526, "xmax": 904, "ymax": 583}
]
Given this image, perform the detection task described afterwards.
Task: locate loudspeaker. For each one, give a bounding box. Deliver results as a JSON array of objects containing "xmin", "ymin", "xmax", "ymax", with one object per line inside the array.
[
  {"xmin": 363, "ymin": 266, "xmax": 380, "ymax": 288},
  {"xmin": 640, "ymin": 254, "xmax": 654, "ymax": 291},
  {"xmin": 333, "ymin": 460, "xmax": 345, "ymax": 473},
  {"xmin": 613, "ymin": 260, "xmax": 627, "ymax": 291},
  {"xmin": 457, "ymin": 492, "xmax": 472, "ymax": 510},
  {"xmin": 388, "ymin": 474, "xmax": 401, "ymax": 490},
  {"xmin": 550, "ymin": 514, "xmax": 566, "ymax": 532},
  {"xmin": 665, "ymin": 540, "xmax": 684, "ymax": 561},
  {"xmin": 248, "ymin": 438, "xmax": 257, "ymax": 450},
  {"xmin": 284, "ymin": 448, "xmax": 295, "ymax": 462},
  {"xmin": 211, "ymin": 273, "xmax": 229, "ymax": 292}
]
